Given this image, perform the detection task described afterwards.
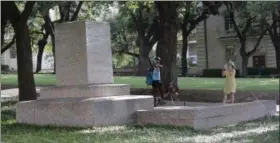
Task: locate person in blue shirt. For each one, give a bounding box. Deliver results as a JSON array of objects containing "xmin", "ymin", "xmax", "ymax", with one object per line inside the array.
[{"xmin": 152, "ymin": 57, "xmax": 165, "ymax": 100}]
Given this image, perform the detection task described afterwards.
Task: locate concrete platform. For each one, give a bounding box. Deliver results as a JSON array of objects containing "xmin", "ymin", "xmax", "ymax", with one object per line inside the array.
[
  {"xmin": 163, "ymin": 101, "xmax": 223, "ymax": 106},
  {"xmin": 137, "ymin": 100, "xmax": 276, "ymax": 130},
  {"xmin": 38, "ymin": 84, "xmax": 130, "ymax": 99},
  {"xmin": 16, "ymin": 95, "xmax": 153, "ymax": 127}
]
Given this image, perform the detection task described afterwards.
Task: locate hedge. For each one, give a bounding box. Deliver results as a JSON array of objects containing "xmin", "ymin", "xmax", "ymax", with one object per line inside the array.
[
  {"xmin": 1, "ymin": 65, "xmax": 9, "ymax": 71},
  {"xmin": 203, "ymin": 67, "xmax": 278, "ymax": 77},
  {"xmin": 247, "ymin": 67, "xmax": 278, "ymax": 76},
  {"xmin": 203, "ymin": 69, "xmax": 240, "ymax": 77}
]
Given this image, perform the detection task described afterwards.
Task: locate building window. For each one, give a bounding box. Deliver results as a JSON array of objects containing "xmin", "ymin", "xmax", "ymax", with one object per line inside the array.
[
  {"xmin": 253, "ymin": 55, "xmax": 266, "ymax": 68},
  {"xmin": 224, "ymin": 14, "xmax": 234, "ymax": 32},
  {"xmin": 10, "ymin": 46, "xmax": 16, "ymax": 58},
  {"xmin": 225, "ymin": 45, "xmax": 236, "ymax": 61}
]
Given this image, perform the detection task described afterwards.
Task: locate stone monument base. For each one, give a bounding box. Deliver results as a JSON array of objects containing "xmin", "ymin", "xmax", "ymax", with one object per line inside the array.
[
  {"xmin": 16, "ymin": 95, "xmax": 153, "ymax": 127},
  {"xmin": 137, "ymin": 100, "xmax": 276, "ymax": 130},
  {"xmin": 38, "ymin": 84, "xmax": 130, "ymax": 99}
]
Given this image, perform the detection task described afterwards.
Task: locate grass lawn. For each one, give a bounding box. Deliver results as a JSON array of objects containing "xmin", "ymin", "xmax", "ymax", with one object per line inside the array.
[
  {"xmin": 1, "ymin": 74, "xmax": 279, "ymax": 91},
  {"xmin": 1, "ymin": 101, "xmax": 279, "ymax": 143}
]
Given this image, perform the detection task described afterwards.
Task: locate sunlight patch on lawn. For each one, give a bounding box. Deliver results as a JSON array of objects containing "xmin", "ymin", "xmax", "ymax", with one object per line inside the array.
[
  {"xmin": 1, "ymin": 76, "xmax": 10, "ymax": 79},
  {"xmin": 241, "ymin": 81, "xmax": 254, "ymax": 84},
  {"xmin": 175, "ymin": 124, "xmax": 278, "ymax": 143},
  {"xmin": 203, "ymin": 81, "xmax": 217, "ymax": 84},
  {"xmin": 78, "ymin": 126, "xmax": 128, "ymax": 134},
  {"xmin": 259, "ymin": 81, "xmax": 273, "ymax": 85},
  {"xmin": 267, "ymin": 79, "xmax": 279, "ymax": 83},
  {"xmin": 117, "ymin": 77, "xmax": 133, "ymax": 80}
]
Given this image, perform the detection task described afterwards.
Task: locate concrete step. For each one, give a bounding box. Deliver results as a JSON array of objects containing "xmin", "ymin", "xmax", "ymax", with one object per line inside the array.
[
  {"xmin": 16, "ymin": 95, "xmax": 153, "ymax": 127},
  {"xmin": 163, "ymin": 100, "xmax": 223, "ymax": 106},
  {"xmin": 137, "ymin": 100, "xmax": 277, "ymax": 130}
]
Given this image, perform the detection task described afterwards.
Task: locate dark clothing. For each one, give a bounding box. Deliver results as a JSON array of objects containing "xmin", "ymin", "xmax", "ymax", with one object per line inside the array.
[
  {"xmin": 152, "ymin": 80, "xmax": 165, "ymax": 98},
  {"xmin": 152, "ymin": 80, "xmax": 161, "ymax": 88}
]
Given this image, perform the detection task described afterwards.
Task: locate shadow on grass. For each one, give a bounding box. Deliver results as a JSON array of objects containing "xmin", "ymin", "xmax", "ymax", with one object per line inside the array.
[
  {"xmin": 133, "ymin": 116, "xmax": 279, "ymax": 135},
  {"xmin": 1, "ymin": 101, "xmax": 18, "ymax": 107},
  {"xmin": 1, "ymin": 101, "xmax": 17, "ymax": 122},
  {"xmin": 219, "ymin": 130, "xmax": 279, "ymax": 143},
  {"xmin": 1, "ymin": 100, "xmax": 279, "ymax": 143}
]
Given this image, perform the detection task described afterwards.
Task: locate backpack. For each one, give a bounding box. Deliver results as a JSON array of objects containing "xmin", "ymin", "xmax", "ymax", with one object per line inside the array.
[
  {"xmin": 145, "ymin": 57, "xmax": 154, "ymax": 85},
  {"xmin": 146, "ymin": 71, "xmax": 153, "ymax": 85}
]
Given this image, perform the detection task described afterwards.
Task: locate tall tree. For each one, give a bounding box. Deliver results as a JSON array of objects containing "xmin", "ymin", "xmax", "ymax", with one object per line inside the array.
[
  {"xmin": 2, "ymin": 1, "xmax": 37, "ymax": 101},
  {"xmin": 225, "ymin": 2, "xmax": 268, "ymax": 76},
  {"xmin": 119, "ymin": 1, "xmax": 160, "ymax": 76},
  {"xmin": 155, "ymin": 1, "xmax": 179, "ymax": 89},
  {"xmin": 179, "ymin": 1, "xmax": 222, "ymax": 76},
  {"xmin": 266, "ymin": 2, "xmax": 280, "ymax": 73},
  {"xmin": 249, "ymin": 1, "xmax": 280, "ymax": 73}
]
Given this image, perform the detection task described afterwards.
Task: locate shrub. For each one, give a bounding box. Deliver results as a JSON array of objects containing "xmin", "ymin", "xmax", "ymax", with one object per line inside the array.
[
  {"xmin": 203, "ymin": 67, "xmax": 277, "ymax": 77},
  {"xmin": 1, "ymin": 64, "xmax": 9, "ymax": 71},
  {"xmin": 247, "ymin": 67, "xmax": 278, "ymax": 76}
]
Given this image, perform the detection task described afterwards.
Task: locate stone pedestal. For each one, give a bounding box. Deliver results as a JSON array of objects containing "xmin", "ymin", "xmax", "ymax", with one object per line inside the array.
[
  {"xmin": 55, "ymin": 21, "xmax": 113, "ymax": 86},
  {"xmin": 38, "ymin": 84, "xmax": 130, "ymax": 99},
  {"xmin": 17, "ymin": 96, "xmax": 153, "ymax": 127},
  {"xmin": 16, "ymin": 21, "xmax": 153, "ymax": 127}
]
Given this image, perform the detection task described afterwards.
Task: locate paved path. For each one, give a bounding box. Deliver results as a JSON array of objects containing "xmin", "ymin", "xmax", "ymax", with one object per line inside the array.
[{"xmin": 1, "ymin": 87, "xmax": 44, "ymax": 102}]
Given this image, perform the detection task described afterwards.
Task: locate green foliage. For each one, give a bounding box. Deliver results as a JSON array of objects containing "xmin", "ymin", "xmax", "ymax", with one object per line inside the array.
[
  {"xmin": 33, "ymin": 2, "xmax": 62, "ymax": 15},
  {"xmin": 28, "ymin": 14, "xmax": 44, "ymax": 53},
  {"xmin": 110, "ymin": 14, "xmax": 137, "ymax": 69},
  {"xmin": 118, "ymin": 1, "xmax": 157, "ymax": 35},
  {"xmin": 79, "ymin": 1, "xmax": 114, "ymax": 21},
  {"xmin": 112, "ymin": 53, "xmax": 134, "ymax": 68},
  {"xmin": 109, "ymin": 13, "xmax": 137, "ymax": 54},
  {"xmin": 2, "ymin": 24, "xmax": 15, "ymax": 49},
  {"xmin": 177, "ymin": 2, "xmax": 197, "ymax": 23},
  {"xmin": 224, "ymin": 1, "xmax": 272, "ymax": 36},
  {"xmin": 246, "ymin": 1, "xmax": 279, "ymax": 21},
  {"xmin": 15, "ymin": 1, "xmax": 26, "ymax": 12},
  {"xmin": 44, "ymin": 43, "xmax": 53, "ymax": 53}
]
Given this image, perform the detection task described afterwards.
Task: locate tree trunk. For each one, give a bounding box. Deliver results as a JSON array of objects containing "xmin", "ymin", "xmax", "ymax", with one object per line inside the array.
[
  {"xmin": 3, "ymin": 1, "xmax": 36, "ymax": 101},
  {"xmin": 239, "ymin": 41, "xmax": 249, "ymax": 77},
  {"xmin": 137, "ymin": 39, "xmax": 152, "ymax": 76},
  {"xmin": 240, "ymin": 43, "xmax": 248, "ymax": 77},
  {"xmin": 275, "ymin": 45, "xmax": 280, "ymax": 74},
  {"xmin": 241, "ymin": 56, "xmax": 249, "ymax": 77},
  {"xmin": 1, "ymin": 13, "xmax": 7, "ymax": 46},
  {"xmin": 155, "ymin": 1, "xmax": 178, "ymax": 89},
  {"xmin": 51, "ymin": 35, "xmax": 56, "ymax": 74},
  {"xmin": 16, "ymin": 24, "xmax": 37, "ymax": 101},
  {"xmin": 35, "ymin": 38, "xmax": 47, "ymax": 73},
  {"xmin": 181, "ymin": 37, "xmax": 188, "ymax": 77}
]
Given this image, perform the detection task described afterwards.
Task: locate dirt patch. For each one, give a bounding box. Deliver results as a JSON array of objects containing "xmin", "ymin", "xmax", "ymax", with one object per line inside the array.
[{"xmin": 131, "ymin": 88, "xmax": 279, "ymax": 104}]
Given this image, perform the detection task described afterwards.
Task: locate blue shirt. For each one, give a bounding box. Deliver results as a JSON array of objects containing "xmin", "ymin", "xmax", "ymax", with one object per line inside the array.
[{"xmin": 152, "ymin": 67, "xmax": 161, "ymax": 81}]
